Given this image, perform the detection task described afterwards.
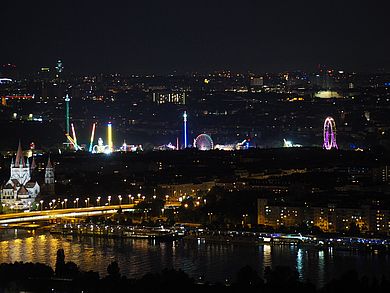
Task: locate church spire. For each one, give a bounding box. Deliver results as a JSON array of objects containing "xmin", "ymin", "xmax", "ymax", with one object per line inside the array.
[
  {"xmin": 45, "ymin": 155, "xmax": 55, "ymax": 190},
  {"xmin": 15, "ymin": 140, "xmax": 26, "ymax": 167},
  {"xmin": 46, "ymin": 156, "xmax": 53, "ymax": 169},
  {"xmin": 31, "ymin": 156, "xmax": 37, "ymax": 170}
]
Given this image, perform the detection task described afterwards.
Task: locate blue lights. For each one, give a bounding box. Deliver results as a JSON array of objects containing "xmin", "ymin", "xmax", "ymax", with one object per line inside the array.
[{"xmin": 183, "ymin": 111, "xmax": 188, "ymax": 149}]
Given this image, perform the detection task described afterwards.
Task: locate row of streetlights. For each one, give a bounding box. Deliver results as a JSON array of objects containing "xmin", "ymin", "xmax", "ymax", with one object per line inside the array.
[{"xmin": 36, "ymin": 193, "xmax": 148, "ymax": 210}]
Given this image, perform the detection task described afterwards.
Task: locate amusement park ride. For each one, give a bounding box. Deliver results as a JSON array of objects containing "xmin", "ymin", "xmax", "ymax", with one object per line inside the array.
[
  {"xmin": 194, "ymin": 134, "xmax": 214, "ymax": 150},
  {"xmin": 63, "ymin": 99, "xmax": 339, "ymax": 153},
  {"xmin": 283, "ymin": 139, "xmax": 302, "ymax": 148},
  {"xmin": 65, "ymin": 121, "xmax": 142, "ymax": 154},
  {"xmin": 323, "ymin": 116, "xmax": 338, "ymax": 150},
  {"xmin": 63, "ymin": 95, "xmax": 141, "ymax": 154}
]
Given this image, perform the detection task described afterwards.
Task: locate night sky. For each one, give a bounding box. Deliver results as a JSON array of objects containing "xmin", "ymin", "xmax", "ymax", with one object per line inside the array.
[{"xmin": 1, "ymin": 0, "xmax": 390, "ymax": 74}]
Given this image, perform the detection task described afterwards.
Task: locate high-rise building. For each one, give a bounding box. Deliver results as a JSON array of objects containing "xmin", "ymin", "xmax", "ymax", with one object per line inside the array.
[
  {"xmin": 55, "ymin": 60, "xmax": 64, "ymax": 78},
  {"xmin": 249, "ymin": 76, "xmax": 264, "ymax": 92},
  {"xmin": 257, "ymin": 198, "xmax": 390, "ymax": 234},
  {"xmin": 152, "ymin": 91, "xmax": 186, "ymax": 105},
  {"xmin": 373, "ymin": 166, "xmax": 389, "ymax": 183},
  {"xmin": 250, "ymin": 76, "xmax": 264, "ymax": 87}
]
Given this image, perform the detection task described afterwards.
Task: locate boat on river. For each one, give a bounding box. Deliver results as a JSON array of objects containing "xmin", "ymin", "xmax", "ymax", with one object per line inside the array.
[{"xmin": 50, "ymin": 224, "xmax": 180, "ymax": 241}]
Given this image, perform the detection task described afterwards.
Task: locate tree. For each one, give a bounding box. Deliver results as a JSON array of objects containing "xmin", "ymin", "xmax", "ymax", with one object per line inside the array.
[
  {"xmin": 348, "ymin": 222, "xmax": 360, "ymax": 236},
  {"xmin": 55, "ymin": 249, "xmax": 65, "ymax": 277},
  {"xmin": 107, "ymin": 261, "xmax": 120, "ymax": 279},
  {"xmin": 235, "ymin": 265, "xmax": 263, "ymax": 287}
]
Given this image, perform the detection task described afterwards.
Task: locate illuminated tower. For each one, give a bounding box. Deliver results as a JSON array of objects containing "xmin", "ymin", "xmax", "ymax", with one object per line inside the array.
[
  {"xmin": 55, "ymin": 60, "xmax": 63, "ymax": 78},
  {"xmin": 107, "ymin": 122, "xmax": 113, "ymax": 152},
  {"xmin": 183, "ymin": 111, "xmax": 188, "ymax": 149},
  {"xmin": 65, "ymin": 94, "xmax": 70, "ymax": 134}
]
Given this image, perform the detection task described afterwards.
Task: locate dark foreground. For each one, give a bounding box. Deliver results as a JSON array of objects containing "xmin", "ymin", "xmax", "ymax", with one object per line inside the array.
[{"xmin": 0, "ymin": 249, "xmax": 389, "ymax": 293}]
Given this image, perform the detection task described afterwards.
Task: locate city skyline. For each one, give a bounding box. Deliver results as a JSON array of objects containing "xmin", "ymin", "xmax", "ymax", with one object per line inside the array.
[
  {"xmin": 0, "ymin": 1, "xmax": 390, "ymax": 291},
  {"xmin": 1, "ymin": 0, "xmax": 390, "ymax": 74}
]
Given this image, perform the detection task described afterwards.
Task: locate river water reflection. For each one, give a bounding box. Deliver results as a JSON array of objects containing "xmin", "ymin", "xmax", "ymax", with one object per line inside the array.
[{"xmin": 0, "ymin": 230, "xmax": 388, "ymax": 288}]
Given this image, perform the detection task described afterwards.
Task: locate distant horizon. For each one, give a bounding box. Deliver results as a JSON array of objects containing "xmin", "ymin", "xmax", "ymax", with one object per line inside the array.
[{"xmin": 2, "ymin": 63, "xmax": 390, "ymax": 78}]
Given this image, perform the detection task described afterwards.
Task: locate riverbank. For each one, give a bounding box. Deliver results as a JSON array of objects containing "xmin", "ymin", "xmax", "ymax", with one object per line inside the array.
[
  {"xmin": 48, "ymin": 223, "xmax": 390, "ymax": 253},
  {"xmin": 184, "ymin": 230, "xmax": 390, "ymax": 253}
]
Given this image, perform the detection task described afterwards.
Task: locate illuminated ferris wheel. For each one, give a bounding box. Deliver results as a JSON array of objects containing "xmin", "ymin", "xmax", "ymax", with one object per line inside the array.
[
  {"xmin": 323, "ymin": 117, "xmax": 338, "ymax": 150},
  {"xmin": 194, "ymin": 134, "xmax": 214, "ymax": 150}
]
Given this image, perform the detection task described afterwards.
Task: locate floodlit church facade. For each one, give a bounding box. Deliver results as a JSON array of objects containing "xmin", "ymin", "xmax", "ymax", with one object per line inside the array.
[{"xmin": 0, "ymin": 142, "xmax": 53, "ymax": 210}]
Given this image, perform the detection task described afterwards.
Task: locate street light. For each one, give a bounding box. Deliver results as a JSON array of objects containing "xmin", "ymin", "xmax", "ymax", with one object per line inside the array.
[
  {"xmin": 84, "ymin": 199, "xmax": 88, "ymax": 208},
  {"xmin": 208, "ymin": 212, "xmax": 213, "ymax": 223},
  {"xmin": 108, "ymin": 196, "xmax": 111, "ymax": 206},
  {"xmin": 128, "ymin": 194, "xmax": 132, "ymax": 204},
  {"xmin": 64, "ymin": 198, "xmax": 68, "ymax": 209},
  {"xmin": 51, "ymin": 199, "xmax": 56, "ymax": 209},
  {"xmin": 61, "ymin": 201, "xmax": 64, "ymax": 209},
  {"xmin": 242, "ymin": 214, "xmax": 249, "ymax": 226},
  {"xmin": 97, "ymin": 196, "xmax": 101, "ymax": 206},
  {"xmin": 76, "ymin": 198, "xmax": 79, "ymax": 208},
  {"xmin": 40, "ymin": 200, "xmax": 43, "ymax": 211},
  {"xmin": 87, "ymin": 197, "xmax": 90, "ymax": 207},
  {"xmin": 118, "ymin": 195, "xmax": 122, "ymax": 205}
]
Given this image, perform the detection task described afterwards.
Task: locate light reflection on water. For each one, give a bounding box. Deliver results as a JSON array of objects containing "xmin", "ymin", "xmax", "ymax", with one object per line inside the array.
[
  {"xmin": 262, "ymin": 244, "xmax": 272, "ymax": 268},
  {"xmin": 318, "ymin": 250, "xmax": 325, "ymax": 285},
  {"xmin": 0, "ymin": 230, "xmax": 389, "ymax": 288},
  {"xmin": 296, "ymin": 248, "xmax": 303, "ymax": 279}
]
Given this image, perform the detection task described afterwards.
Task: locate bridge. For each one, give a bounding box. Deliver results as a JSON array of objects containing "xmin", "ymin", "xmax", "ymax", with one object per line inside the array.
[{"xmin": 0, "ymin": 204, "xmax": 135, "ymax": 225}]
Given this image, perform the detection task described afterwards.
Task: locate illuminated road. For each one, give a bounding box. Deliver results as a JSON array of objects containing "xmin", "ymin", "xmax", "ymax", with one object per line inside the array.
[{"xmin": 0, "ymin": 204, "xmax": 135, "ymax": 224}]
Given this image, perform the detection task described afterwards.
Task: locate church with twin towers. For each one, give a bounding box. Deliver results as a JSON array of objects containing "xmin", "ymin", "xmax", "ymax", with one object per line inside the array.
[{"xmin": 0, "ymin": 142, "xmax": 54, "ymax": 210}]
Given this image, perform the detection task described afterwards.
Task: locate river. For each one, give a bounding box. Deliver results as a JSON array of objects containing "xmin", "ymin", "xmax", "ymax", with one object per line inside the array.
[{"xmin": 0, "ymin": 229, "xmax": 389, "ymax": 288}]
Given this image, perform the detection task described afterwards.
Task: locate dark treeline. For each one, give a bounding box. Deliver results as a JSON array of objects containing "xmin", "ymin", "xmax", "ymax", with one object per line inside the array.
[{"xmin": 0, "ymin": 249, "xmax": 389, "ymax": 293}]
